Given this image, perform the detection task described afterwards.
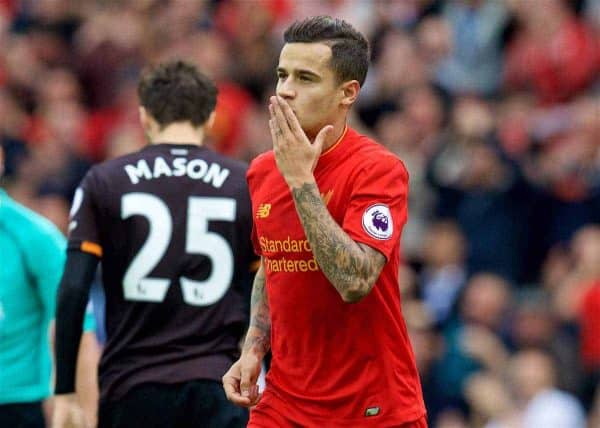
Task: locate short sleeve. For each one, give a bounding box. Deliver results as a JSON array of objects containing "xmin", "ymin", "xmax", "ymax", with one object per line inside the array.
[
  {"xmin": 0, "ymin": 193, "xmax": 66, "ymax": 321},
  {"xmin": 341, "ymin": 157, "xmax": 408, "ymax": 261},
  {"xmin": 68, "ymin": 169, "xmax": 103, "ymax": 258}
]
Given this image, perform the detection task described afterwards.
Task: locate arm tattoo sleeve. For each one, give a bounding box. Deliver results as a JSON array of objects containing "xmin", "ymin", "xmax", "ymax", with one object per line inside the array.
[
  {"xmin": 242, "ymin": 260, "xmax": 271, "ymax": 356},
  {"xmin": 291, "ymin": 183, "xmax": 386, "ymax": 302}
]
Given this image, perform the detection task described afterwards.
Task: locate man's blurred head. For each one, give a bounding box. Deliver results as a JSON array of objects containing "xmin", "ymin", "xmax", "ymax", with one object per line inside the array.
[
  {"xmin": 137, "ymin": 60, "xmax": 218, "ymax": 131},
  {"xmin": 460, "ymin": 273, "xmax": 511, "ymax": 328},
  {"xmin": 452, "ymin": 96, "xmax": 494, "ymax": 140},
  {"xmin": 511, "ymin": 291, "xmax": 555, "ymax": 348},
  {"xmin": 508, "ymin": 349, "xmax": 557, "ymax": 402},
  {"xmin": 422, "ymin": 221, "xmax": 466, "ymax": 268},
  {"xmin": 571, "ymin": 225, "xmax": 600, "ymax": 276}
]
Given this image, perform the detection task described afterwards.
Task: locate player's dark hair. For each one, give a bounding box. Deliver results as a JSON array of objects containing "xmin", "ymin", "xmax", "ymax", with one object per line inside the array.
[
  {"xmin": 283, "ymin": 16, "xmax": 370, "ymax": 86},
  {"xmin": 137, "ymin": 60, "xmax": 217, "ymax": 128}
]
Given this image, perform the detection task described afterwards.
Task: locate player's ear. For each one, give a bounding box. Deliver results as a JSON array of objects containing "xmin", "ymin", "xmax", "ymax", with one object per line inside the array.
[
  {"xmin": 340, "ymin": 80, "xmax": 360, "ymax": 107},
  {"xmin": 139, "ymin": 107, "xmax": 150, "ymax": 130}
]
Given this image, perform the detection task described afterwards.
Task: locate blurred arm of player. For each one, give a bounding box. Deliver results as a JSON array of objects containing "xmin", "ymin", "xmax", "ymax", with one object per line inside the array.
[
  {"xmin": 223, "ymin": 260, "xmax": 269, "ymax": 407},
  {"xmin": 48, "ymin": 320, "xmax": 100, "ymax": 428},
  {"xmin": 270, "ymin": 96, "xmax": 386, "ymax": 303},
  {"xmin": 52, "ymin": 251, "xmax": 100, "ymax": 428},
  {"xmin": 75, "ymin": 328, "xmax": 101, "ymax": 427}
]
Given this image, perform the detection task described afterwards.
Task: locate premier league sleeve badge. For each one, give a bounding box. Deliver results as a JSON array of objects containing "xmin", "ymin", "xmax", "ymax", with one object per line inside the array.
[{"xmin": 362, "ymin": 203, "xmax": 393, "ymax": 240}]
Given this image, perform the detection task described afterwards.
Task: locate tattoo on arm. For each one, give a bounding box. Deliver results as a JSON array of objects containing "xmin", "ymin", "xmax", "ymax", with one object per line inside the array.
[
  {"xmin": 291, "ymin": 183, "xmax": 386, "ymax": 302},
  {"xmin": 243, "ymin": 260, "xmax": 271, "ymax": 356}
]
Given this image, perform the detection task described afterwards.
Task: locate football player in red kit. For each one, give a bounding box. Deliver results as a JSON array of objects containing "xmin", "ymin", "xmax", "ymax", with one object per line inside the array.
[{"xmin": 223, "ymin": 16, "xmax": 427, "ymax": 427}]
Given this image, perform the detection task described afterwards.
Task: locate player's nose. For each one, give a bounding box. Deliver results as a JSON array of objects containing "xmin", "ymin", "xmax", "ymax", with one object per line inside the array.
[{"xmin": 276, "ymin": 79, "xmax": 296, "ymax": 100}]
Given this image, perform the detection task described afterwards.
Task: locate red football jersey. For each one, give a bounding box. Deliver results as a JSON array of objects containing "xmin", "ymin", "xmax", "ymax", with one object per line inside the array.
[{"xmin": 247, "ymin": 127, "xmax": 426, "ymax": 426}]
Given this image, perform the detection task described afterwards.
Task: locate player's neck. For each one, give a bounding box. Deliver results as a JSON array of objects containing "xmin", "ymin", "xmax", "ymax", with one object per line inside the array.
[{"xmin": 149, "ymin": 123, "xmax": 205, "ymax": 146}]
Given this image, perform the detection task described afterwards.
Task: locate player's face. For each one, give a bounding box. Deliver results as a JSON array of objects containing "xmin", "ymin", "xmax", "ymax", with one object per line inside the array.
[{"xmin": 276, "ymin": 43, "xmax": 345, "ymax": 138}]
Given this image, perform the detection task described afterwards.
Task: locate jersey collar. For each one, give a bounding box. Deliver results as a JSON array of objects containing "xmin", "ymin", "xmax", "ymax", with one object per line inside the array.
[
  {"xmin": 320, "ymin": 125, "xmax": 348, "ymax": 158},
  {"xmin": 315, "ymin": 125, "xmax": 351, "ymax": 172}
]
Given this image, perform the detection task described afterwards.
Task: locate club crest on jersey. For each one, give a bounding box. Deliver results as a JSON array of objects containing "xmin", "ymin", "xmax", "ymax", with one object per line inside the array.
[
  {"xmin": 362, "ymin": 204, "xmax": 393, "ymax": 240},
  {"xmin": 256, "ymin": 203, "xmax": 271, "ymax": 218}
]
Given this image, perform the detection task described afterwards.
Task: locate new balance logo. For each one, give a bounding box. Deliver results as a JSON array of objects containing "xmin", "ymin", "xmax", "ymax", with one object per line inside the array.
[{"xmin": 256, "ymin": 203, "xmax": 271, "ymax": 218}]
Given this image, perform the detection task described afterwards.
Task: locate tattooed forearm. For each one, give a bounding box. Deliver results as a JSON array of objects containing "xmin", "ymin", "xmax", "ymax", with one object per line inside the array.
[
  {"xmin": 291, "ymin": 183, "xmax": 386, "ymax": 303},
  {"xmin": 243, "ymin": 260, "xmax": 271, "ymax": 356}
]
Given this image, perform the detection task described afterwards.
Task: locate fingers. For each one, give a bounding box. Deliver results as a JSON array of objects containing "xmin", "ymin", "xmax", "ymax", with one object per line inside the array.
[
  {"xmin": 222, "ymin": 372, "xmax": 253, "ymax": 407},
  {"xmin": 268, "ymin": 116, "xmax": 279, "ymax": 145},
  {"xmin": 267, "ymin": 94, "xmax": 324, "ymax": 187},
  {"xmin": 274, "ymin": 96, "xmax": 303, "ymax": 139},
  {"xmin": 269, "ymin": 96, "xmax": 305, "ymax": 141},
  {"xmin": 222, "ymin": 361, "xmax": 260, "ymax": 408},
  {"xmin": 71, "ymin": 407, "xmax": 89, "ymax": 428},
  {"xmin": 269, "ymin": 96, "xmax": 291, "ymax": 139},
  {"xmin": 240, "ymin": 363, "xmax": 259, "ymax": 399},
  {"xmin": 241, "ymin": 384, "xmax": 260, "ymax": 405},
  {"xmin": 52, "ymin": 404, "xmax": 88, "ymax": 428}
]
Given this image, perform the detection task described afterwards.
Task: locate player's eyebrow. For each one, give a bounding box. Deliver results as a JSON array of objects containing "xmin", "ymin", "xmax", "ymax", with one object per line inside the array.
[{"xmin": 277, "ymin": 67, "xmax": 321, "ymax": 79}]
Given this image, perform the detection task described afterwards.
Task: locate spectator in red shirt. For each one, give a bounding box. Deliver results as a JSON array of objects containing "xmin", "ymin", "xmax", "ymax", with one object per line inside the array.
[{"xmin": 504, "ymin": 0, "xmax": 600, "ymax": 104}]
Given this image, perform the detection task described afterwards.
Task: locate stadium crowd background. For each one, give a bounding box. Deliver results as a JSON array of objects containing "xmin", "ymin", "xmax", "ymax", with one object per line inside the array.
[{"xmin": 0, "ymin": 0, "xmax": 599, "ymax": 426}]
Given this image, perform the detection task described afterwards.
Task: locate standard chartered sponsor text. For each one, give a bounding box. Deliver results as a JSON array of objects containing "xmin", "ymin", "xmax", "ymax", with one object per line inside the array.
[
  {"xmin": 259, "ymin": 236, "xmax": 311, "ymax": 253},
  {"xmin": 260, "ymin": 236, "xmax": 319, "ymax": 272},
  {"xmin": 265, "ymin": 256, "xmax": 319, "ymax": 272}
]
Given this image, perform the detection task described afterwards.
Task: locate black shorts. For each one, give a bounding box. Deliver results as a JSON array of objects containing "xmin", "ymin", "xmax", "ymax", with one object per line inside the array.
[
  {"xmin": 98, "ymin": 380, "xmax": 248, "ymax": 428},
  {"xmin": 0, "ymin": 401, "xmax": 45, "ymax": 428}
]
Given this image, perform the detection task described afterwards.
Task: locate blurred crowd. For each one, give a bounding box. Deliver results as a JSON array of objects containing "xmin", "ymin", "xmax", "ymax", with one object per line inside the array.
[{"xmin": 0, "ymin": 0, "xmax": 599, "ymax": 427}]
